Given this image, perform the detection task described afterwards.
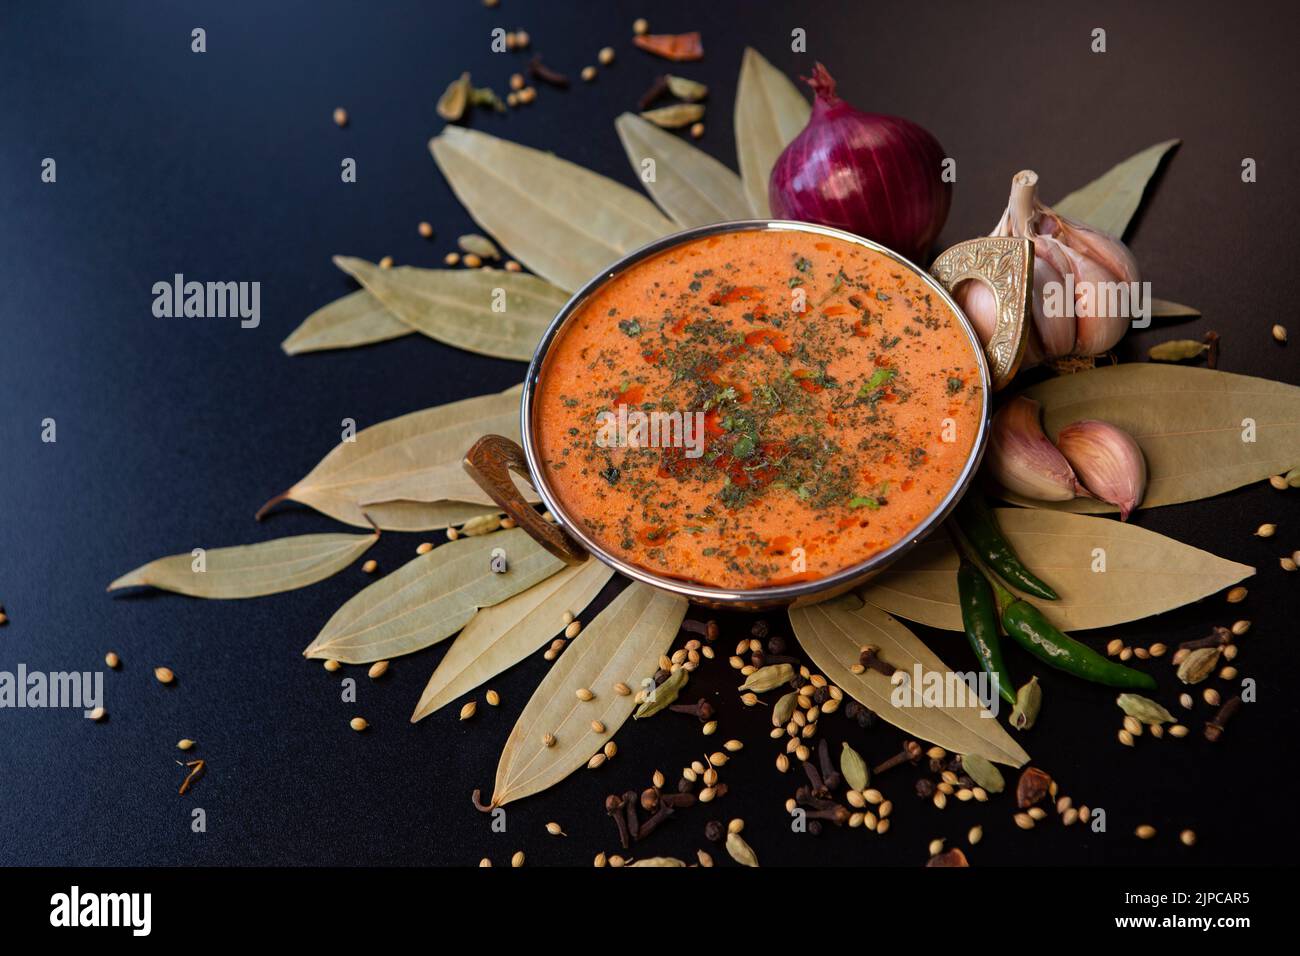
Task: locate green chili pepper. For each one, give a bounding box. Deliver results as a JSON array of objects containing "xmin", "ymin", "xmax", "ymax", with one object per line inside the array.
[
  {"xmin": 956, "ymin": 558, "xmax": 1016, "ymax": 705},
  {"xmin": 955, "ymin": 495, "xmax": 1059, "ymax": 601},
  {"xmin": 1000, "ymin": 600, "xmax": 1156, "ymax": 690},
  {"xmin": 949, "ymin": 521, "xmax": 1154, "ymax": 691}
]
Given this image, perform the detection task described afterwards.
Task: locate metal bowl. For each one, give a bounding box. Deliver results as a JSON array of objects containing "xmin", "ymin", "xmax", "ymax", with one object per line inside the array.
[{"xmin": 465, "ymin": 220, "xmax": 1031, "ymax": 609}]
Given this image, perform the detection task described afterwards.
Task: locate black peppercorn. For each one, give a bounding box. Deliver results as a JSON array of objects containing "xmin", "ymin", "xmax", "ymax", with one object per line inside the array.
[
  {"xmin": 751, "ymin": 619, "xmax": 769, "ymax": 640},
  {"xmin": 812, "ymin": 686, "xmax": 830, "ymax": 705},
  {"xmin": 704, "ymin": 819, "xmax": 725, "ymax": 842},
  {"xmin": 808, "ymin": 819, "xmax": 823, "ymax": 836},
  {"xmin": 915, "ymin": 778, "xmax": 935, "ymax": 798},
  {"xmin": 766, "ymin": 635, "xmax": 786, "ymax": 656}
]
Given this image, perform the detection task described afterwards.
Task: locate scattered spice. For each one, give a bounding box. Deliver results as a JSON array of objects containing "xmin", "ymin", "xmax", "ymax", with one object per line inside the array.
[
  {"xmin": 633, "ymin": 18, "xmax": 649, "ymax": 35},
  {"xmin": 333, "ymin": 107, "xmax": 348, "ymax": 127},
  {"xmin": 597, "ymin": 46, "xmax": 615, "ymax": 66},
  {"xmin": 177, "ymin": 739, "xmax": 195, "ymax": 751},
  {"xmin": 1272, "ymin": 324, "xmax": 1288, "ymax": 343},
  {"xmin": 460, "ymin": 701, "xmax": 477, "ymax": 721},
  {"xmin": 350, "ymin": 717, "xmax": 368, "ymax": 732},
  {"xmin": 633, "ymin": 31, "xmax": 704, "ymax": 61},
  {"xmin": 528, "ymin": 55, "xmax": 569, "ymax": 88},
  {"xmin": 725, "ymin": 831, "xmax": 759, "ymax": 867},
  {"xmin": 1016, "ymin": 767, "xmax": 1052, "ymax": 808},
  {"xmin": 379, "ymin": 256, "xmax": 394, "ymax": 270},
  {"xmin": 1226, "ymin": 586, "xmax": 1248, "ymax": 603},
  {"xmin": 1180, "ymin": 829, "xmax": 1197, "ymax": 846},
  {"xmin": 486, "ymin": 689, "xmax": 500, "ymax": 707},
  {"xmin": 640, "ymin": 103, "xmax": 705, "ymax": 129},
  {"xmin": 511, "ymin": 850, "xmax": 525, "ymax": 868},
  {"xmin": 927, "ymin": 847, "xmax": 969, "ymax": 867},
  {"xmin": 1135, "ymin": 824, "xmax": 1157, "ymax": 840},
  {"xmin": 89, "ymin": 706, "xmax": 106, "ymax": 721},
  {"xmin": 154, "ymin": 666, "xmax": 175, "ymax": 685},
  {"xmin": 177, "ymin": 758, "xmax": 206, "ymax": 795},
  {"xmin": 417, "ymin": 222, "xmax": 433, "ymax": 239},
  {"xmin": 665, "ymin": 75, "xmax": 708, "ymax": 101},
  {"xmin": 437, "ymin": 72, "xmax": 471, "ymax": 121},
  {"xmin": 362, "ymin": 559, "xmax": 378, "ymax": 574},
  {"xmin": 1204, "ymin": 695, "xmax": 1241, "ymax": 741},
  {"xmin": 580, "ymin": 65, "xmax": 596, "ymax": 82},
  {"xmin": 104, "ymin": 651, "xmax": 120, "ymax": 669},
  {"xmin": 457, "ymin": 234, "xmax": 501, "ymax": 260}
]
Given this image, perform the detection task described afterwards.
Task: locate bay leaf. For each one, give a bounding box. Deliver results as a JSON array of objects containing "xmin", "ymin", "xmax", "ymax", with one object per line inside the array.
[
  {"xmin": 333, "ymin": 257, "xmax": 568, "ymax": 362},
  {"xmin": 1150, "ymin": 298, "xmax": 1200, "ymax": 319},
  {"xmin": 360, "ymin": 500, "xmax": 498, "ymax": 534},
  {"xmin": 109, "ymin": 531, "xmax": 378, "ymax": 599},
  {"xmin": 1053, "ymin": 139, "xmax": 1180, "ymax": 237},
  {"xmin": 259, "ymin": 383, "xmax": 531, "ymax": 530},
  {"xmin": 790, "ymin": 599, "xmax": 1029, "ymax": 767},
  {"xmin": 303, "ymin": 528, "xmax": 565, "ymax": 663},
  {"xmin": 430, "ymin": 126, "xmax": 675, "ymax": 293},
  {"xmin": 410, "ymin": 557, "xmax": 614, "ymax": 722},
  {"xmin": 733, "ymin": 47, "xmax": 810, "ymax": 217},
  {"xmin": 281, "ymin": 289, "xmax": 412, "ymax": 355},
  {"xmin": 615, "ymin": 113, "xmax": 751, "ymax": 228},
  {"xmin": 1015, "ymin": 364, "xmax": 1300, "ymax": 513},
  {"xmin": 860, "ymin": 508, "xmax": 1254, "ymax": 632},
  {"xmin": 490, "ymin": 582, "xmax": 687, "ymax": 807}
]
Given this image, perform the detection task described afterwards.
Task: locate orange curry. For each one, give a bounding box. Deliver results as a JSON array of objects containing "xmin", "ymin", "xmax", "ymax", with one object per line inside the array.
[{"xmin": 535, "ymin": 229, "xmax": 983, "ymax": 590}]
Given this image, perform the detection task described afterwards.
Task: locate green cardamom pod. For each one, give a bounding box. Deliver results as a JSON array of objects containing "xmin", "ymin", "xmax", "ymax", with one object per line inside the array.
[
  {"xmin": 1116, "ymin": 693, "xmax": 1175, "ymax": 725},
  {"xmin": 1176, "ymin": 646, "xmax": 1221, "ymax": 685},
  {"xmin": 1148, "ymin": 339, "xmax": 1209, "ymax": 362},
  {"xmin": 633, "ymin": 667, "xmax": 688, "ymax": 719},
  {"xmin": 665, "ymin": 75, "xmax": 708, "ymax": 101},
  {"xmin": 960, "ymin": 752, "xmax": 1005, "ymax": 793},
  {"xmin": 457, "ymin": 234, "xmax": 501, "ymax": 260},
  {"xmin": 1010, "ymin": 676, "xmax": 1041, "ymax": 731},
  {"xmin": 772, "ymin": 691, "xmax": 799, "ymax": 728},
  {"xmin": 640, "ymin": 103, "xmax": 705, "ymax": 129},
  {"xmin": 629, "ymin": 856, "xmax": 687, "ymax": 867},
  {"xmin": 840, "ymin": 742, "xmax": 869, "ymax": 792},
  {"xmin": 461, "ymin": 513, "xmax": 502, "ymax": 536},
  {"xmin": 737, "ymin": 663, "xmax": 794, "ymax": 694},
  {"xmin": 725, "ymin": 832, "xmax": 759, "ymax": 867}
]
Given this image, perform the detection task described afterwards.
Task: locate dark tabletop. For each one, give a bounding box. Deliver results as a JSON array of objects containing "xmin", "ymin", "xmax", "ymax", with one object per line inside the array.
[{"xmin": 1, "ymin": 0, "xmax": 1297, "ymax": 867}]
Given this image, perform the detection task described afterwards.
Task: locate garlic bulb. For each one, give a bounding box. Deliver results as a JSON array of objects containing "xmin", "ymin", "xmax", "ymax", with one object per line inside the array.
[
  {"xmin": 987, "ymin": 396, "xmax": 1086, "ymax": 502},
  {"xmin": 1056, "ymin": 420, "xmax": 1147, "ymax": 519},
  {"xmin": 960, "ymin": 170, "xmax": 1141, "ymax": 365}
]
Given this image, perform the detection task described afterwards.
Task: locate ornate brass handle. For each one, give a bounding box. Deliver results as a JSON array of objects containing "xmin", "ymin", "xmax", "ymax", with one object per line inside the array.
[
  {"xmin": 930, "ymin": 237, "xmax": 1033, "ymax": 391},
  {"xmin": 463, "ymin": 434, "xmax": 588, "ymax": 564}
]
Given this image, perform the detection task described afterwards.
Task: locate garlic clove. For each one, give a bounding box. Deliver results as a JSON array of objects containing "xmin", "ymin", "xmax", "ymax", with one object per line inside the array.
[
  {"xmin": 1058, "ymin": 241, "xmax": 1131, "ymax": 355},
  {"xmin": 953, "ymin": 278, "xmax": 998, "ymax": 345},
  {"xmin": 1055, "ymin": 419, "xmax": 1147, "ymax": 519},
  {"xmin": 989, "ymin": 169, "xmax": 1141, "ymax": 360},
  {"xmin": 988, "ymin": 396, "xmax": 1085, "ymax": 502},
  {"xmin": 1029, "ymin": 254, "xmax": 1074, "ymax": 359}
]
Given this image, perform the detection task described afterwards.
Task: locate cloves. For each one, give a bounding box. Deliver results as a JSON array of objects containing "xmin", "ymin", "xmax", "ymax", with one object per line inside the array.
[
  {"xmin": 872, "ymin": 740, "xmax": 922, "ymax": 775},
  {"xmin": 817, "ymin": 738, "xmax": 842, "ymax": 791},
  {"xmin": 668, "ymin": 698, "xmax": 715, "ymax": 721},
  {"xmin": 622, "ymin": 790, "xmax": 640, "ymax": 841},
  {"xmin": 527, "ymin": 55, "xmax": 569, "ymax": 88},
  {"xmin": 605, "ymin": 793, "xmax": 632, "ymax": 848},
  {"xmin": 1204, "ymin": 695, "xmax": 1242, "ymax": 742},
  {"xmin": 1178, "ymin": 626, "xmax": 1232, "ymax": 652},
  {"xmin": 858, "ymin": 645, "xmax": 897, "ymax": 677},
  {"xmin": 637, "ymin": 804, "xmax": 674, "ymax": 839}
]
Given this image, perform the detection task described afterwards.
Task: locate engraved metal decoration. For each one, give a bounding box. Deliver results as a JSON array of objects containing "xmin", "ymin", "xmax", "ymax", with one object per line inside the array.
[{"xmin": 930, "ymin": 237, "xmax": 1032, "ymax": 391}]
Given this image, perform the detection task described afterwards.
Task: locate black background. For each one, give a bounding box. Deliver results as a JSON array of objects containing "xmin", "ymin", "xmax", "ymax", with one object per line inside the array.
[{"xmin": 2, "ymin": 0, "xmax": 1297, "ymax": 869}]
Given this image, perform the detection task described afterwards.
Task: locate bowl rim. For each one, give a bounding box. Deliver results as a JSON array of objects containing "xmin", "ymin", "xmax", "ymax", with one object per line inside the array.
[{"xmin": 519, "ymin": 219, "xmax": 992, "ymax": 605}]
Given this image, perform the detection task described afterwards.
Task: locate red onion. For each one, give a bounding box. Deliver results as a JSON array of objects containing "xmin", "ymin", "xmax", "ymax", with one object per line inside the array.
[{"xmin": 768, "ymin": 64, "xmax": 951, "ymax": 264}]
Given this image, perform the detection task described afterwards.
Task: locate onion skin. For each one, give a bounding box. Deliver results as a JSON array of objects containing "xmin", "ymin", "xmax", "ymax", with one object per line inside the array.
[{"xmin": 768, "ymin": 63, "xmax": 951, "ymax": 264}]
